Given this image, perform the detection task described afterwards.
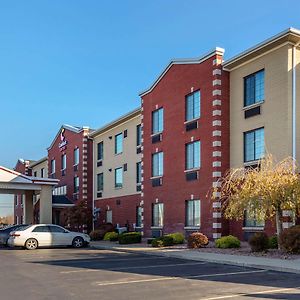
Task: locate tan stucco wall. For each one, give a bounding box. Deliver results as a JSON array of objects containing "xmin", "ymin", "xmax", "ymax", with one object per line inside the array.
[
  {"xmin": 31, "ymin": 159, "xmax": 48, "ymax": 178},
  {"xmin": 229, "ymin": 43, "xmax": 300, "ymax": 168},
  {"xmin": 93, "ymin": 114, "xmax": 142, "ymax": 199}
]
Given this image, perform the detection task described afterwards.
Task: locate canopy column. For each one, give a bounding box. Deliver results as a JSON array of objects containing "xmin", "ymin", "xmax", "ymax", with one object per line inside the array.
[
  {"xmin": 24, "ymin": 191, "xmax": 34, "ymax": 224},
  {"xmin": 40, "ymin": 185, "xmax": 53, "ymax": 224}
]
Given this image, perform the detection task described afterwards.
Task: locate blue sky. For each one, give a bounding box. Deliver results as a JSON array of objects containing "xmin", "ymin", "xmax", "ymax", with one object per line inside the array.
[{"xmin": 1, "ymin": 0, "xmax": 300, "ymax": 216}]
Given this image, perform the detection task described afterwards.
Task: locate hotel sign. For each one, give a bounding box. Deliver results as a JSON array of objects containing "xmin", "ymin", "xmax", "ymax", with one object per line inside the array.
[{"xmin": 58, "ymin": 128, "xmax": 68, "ymax": 151}]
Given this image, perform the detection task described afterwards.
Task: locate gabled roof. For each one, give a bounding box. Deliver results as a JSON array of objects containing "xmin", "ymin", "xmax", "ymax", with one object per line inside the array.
[
  {"xmin": 29, "ymin": 157, "xmax": 47, "ymax": 168},
  {"xmin": 139, "ymin": 47, "xmax": 225, "ymax": 97},
  {"xmin": 47, "ymin": 124, "xmax": 93, "ymax": 151},
  {"xmin": 52, "ymin": 195, "xmax": 74, "ymax": 207},
  {"xmin": 223, "ymin": 27, "xmax": 300, "ymax": 71}
]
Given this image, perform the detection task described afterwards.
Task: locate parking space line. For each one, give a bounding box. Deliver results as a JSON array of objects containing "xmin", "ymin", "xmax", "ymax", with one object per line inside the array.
[
  {"xmin": 202, "ymin": 286, "xmax": 300, "ymax": 300},
  {"xmin": 60, "ymin": 261, "xmax": 206, "ymax": 274},
  {"xmin": 95, "ymin": 270, "xmax": 267, "ymax": 287}
]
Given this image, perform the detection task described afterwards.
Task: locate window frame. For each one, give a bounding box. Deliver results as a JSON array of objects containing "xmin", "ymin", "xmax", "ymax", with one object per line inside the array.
[
  {"xmin": 152, "ymin": 152, "xmax": 163, "ymax": 177},
  {"xmin": 244, "ymin": 69, "xmax": 265, "ymax": 107},
  {"xmin": 136, "ymin": 206, "xmax": 142, "ymax": 227},
  {"xmin": 185, "ymin": 140, "xmax": 201, "ymax": 170},
  {"xmin": 152, "ymin": 108, "xmax": 164, "ymax": 135},
  {"xmin": 152, "ymin": 203, "xmax": 164, "ymax": 227},
  {"xmin": 136, "ymin": 161, "xmax": 142, "ymax": 184},
  {"xmin": 61, "ymin": 154, "xmax": 66, "ymax": 171},
  {"xmin": 243, "ymin": 127, "xmax": 265, "ymax": 163},
  {"xmin": 114, "ymin": 167, "xmax": 123, "ymax": 188},
  {"xmin": 74, "ymin": 148, "xmax": 79, "ymax": 166},
  {"xmin": 185, "ymin": 199, "xmax": 201, "ymax": 227},
  {"xmin": 50, "ymin": 159, "xmax": 55, "ymax": 174},
  {"xmin": 74, "ymin": 176, "xmax": 79, "ymax": 194},
  {"xmin": 97, "ymin": 141, "xmax": 103, "ymax": 161},
  {"xmin": 185, "ymin": 90, "xmax": 201, "ymax": 122},
  {"xmin": 97, "ymin": 173, "xmax": 104, "ymax": 192},
  {"xmin": 136, "ymin": 124, "xmax": 142, "ymax": 147},
  {"xmin": 115, "ymin": 133, "xmax": 123, "ymax": 155}
]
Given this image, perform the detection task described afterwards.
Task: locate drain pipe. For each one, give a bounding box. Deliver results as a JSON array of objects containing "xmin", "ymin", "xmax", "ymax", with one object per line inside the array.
[{"xmin": 292, "ymin": 43, "xmax": 299, "ymax": 173}]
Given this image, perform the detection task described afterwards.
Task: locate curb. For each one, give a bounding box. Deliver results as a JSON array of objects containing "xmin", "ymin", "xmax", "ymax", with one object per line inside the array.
[{"xmin": 90, "ymin": 243, "xmax": 300, "ymax": 274}]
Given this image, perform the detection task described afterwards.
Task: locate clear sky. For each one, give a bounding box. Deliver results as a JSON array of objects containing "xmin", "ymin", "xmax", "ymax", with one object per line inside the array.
[{"xmin": 0, "ymin": 1, "xmax": 300, "ymax": 216}]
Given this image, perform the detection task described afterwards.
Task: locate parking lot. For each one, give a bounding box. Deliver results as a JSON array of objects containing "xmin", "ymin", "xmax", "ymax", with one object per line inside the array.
[{"xmin": 0, "ymin": 246, "xmax": 300, "ymax": 300}]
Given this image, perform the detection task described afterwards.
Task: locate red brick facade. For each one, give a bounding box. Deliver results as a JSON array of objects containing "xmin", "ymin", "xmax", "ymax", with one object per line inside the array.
[{"xmin": 141, "ymin": 50, "xmax": 230, "ymax": 239}]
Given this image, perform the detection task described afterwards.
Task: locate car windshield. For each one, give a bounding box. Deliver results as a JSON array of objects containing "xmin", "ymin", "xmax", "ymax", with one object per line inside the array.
[{"xmin": 15, "ymin": 225, "xmax": 31, "ymax": 231}]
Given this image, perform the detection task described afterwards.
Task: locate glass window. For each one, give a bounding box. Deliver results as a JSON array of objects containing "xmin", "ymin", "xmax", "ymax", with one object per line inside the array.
[
  {"xmin": 97, "ymin": 173, "xmax": 104, "ymax": 191},
  {"xmin": 244, "ymin": 70, "xmax": 265, "ymax": 107},
  {"xmin": 61, "ymin": 154, "xmax": 66, "ymax": 170},
  {"xmin": 152, "ymin": 108, "xmax": 163, "ymax": 134},
  {"xmin": 97, "ymin": 142, "xmax": 103, "ymax": 160},
  {"xmin": 136, "ymin": 124, "xmax": 142, "ymax": 147},
  {"xmin": 244, "ymin": 128, "xmax": 264, "ymax": 163},
  {"xmin": 152, "ymin": 203, "xmax": 164, "ymax": 227},
  {"xmin": 41, "ymin": 168, "xmax": 44, "ymax": 178},
  {"xmin": 186, "ymin": 90, "xmax": 201, "ymax": 121},
  {"xmin": 106, "ymin": 210, "xmax": 112, "ymax": 223},
  {"xmin": 244, "ymin": 210, "xmax": 265, "ymax": 227},
  {"xmin": 74, "ymin": 148, "xmax": 79, "ymax": 165},
  {"xmin": 74, "ymin": 176, "xmax": 79, "ymax": 193},
  {"xmin": 136, "ymin": 162, "xmax": 142, "ymax": 184},
  {"xmin": 49, "ymin": 225, "xmax": 66, "ymax": 233},
  {"xmin": 136, "ymin": 206, "xmax": 142, "ymax": 227},
  {"xmin": 186, "ymin": 141, "xmax": 201, "ymax": 170},
  {"xmin": 185, "ymin": 200, "xmax": 200, "ymax": 227},
  {"xmin": 33, "ymin": 171, "xmax": 37, "ymax": 177},
  {"xmin": 152, "ymin": 152, "xmax": 163, "ymax": 177},
  {"xmin": 32, "ymin": 226, "xmax": 50, "ymax": 233},
  {"xmin": 115, "ymin": 167, "xmax": 123, "ymax": 188},
  {"xmin": 115, "ymin": 133, "xmax": 123, "ymax": 154},
  {"xmin": 51, "ymin": 159, "xmax": 55, "ymax": 174}
]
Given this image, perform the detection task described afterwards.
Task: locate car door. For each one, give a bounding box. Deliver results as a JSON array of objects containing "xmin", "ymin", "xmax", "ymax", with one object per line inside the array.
[
  {"xmin": 49, "ymin": 225, "xmax": 71, "ymax": 246},
  {"xmin": 31, "ymin": 226, "xmax": 52, "ymax": 246}
]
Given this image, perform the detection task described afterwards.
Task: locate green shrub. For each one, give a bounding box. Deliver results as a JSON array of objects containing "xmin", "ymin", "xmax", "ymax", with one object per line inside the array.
[
  {"xmin": 268, "ymin": 235, "xmax": 278, "ymax": 249},
  {"xmin": 216, "ymin": 235, "xmax": 240, "ymax": 249},
  {"xmin": 103, "ymin": 231, "xmax": 119, "ymax": 241},
  {"xmin": 248, "ymin": 232, "xmax": 269, "ymax": 252},
  {"xmin": 165, "ymin": 232, "xmax": 185, "ymax": 245},
  {"xmin": 118, "ymin": 232, "xmax": 142, "ymax": 244},
  {"xmin": 187, "ymin": 232, "xmax": 209, "ymax": 249},
  {"xmin": 151, "ymin": 236, "xmax": 174, "ymax": 247},
  {"xmin": 279, "ymin": 225, "xmax": 300, "ymax": 254},
  {"xmin": 147, "ymin": 238, "xmax": 155, "ymax": 244},
  {"xmin": 89, "ymin": 230, "xmax": 103, "ymax": 241}
]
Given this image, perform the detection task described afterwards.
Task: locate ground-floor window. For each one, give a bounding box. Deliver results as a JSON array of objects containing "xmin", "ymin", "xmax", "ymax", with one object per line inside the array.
[
  {"xmin": 244, "ymin": 210, "xmax": 264, "ymax": 227},
  {"xmin": 152, "ymin": 203, "xmax": 164, "ymax": 227},
  {"xmin": 185, "ymin": 200, "xmax": 200, "ymax": 227},
  {"xmin": 136, "ymin": 206, "xmax": 142, "ymax": 227},
  {"xmin": 106, "ymin": 210, "xmax": 112, "ymax": 224}
]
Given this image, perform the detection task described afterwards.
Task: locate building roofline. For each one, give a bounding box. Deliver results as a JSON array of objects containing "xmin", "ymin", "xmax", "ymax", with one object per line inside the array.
[
  {"xmin": 89, "ymin": 108, "xmax": 141, "ymax": 138},
  {"xmin": 223, "ymin": 27, "xmax": 300, "ymax": 70},
  {"xmin": 29, "ymin": 157, "xmax": 47, "ymax": 168},
  {"xmin": 139, "ymin": 47, "xmax": 225, "ymax": 97}
]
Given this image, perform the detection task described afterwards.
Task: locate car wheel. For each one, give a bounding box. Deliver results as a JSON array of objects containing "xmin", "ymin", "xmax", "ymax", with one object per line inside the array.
[
  {"xmin": 72, "ymin": 237, "xmax": 84, "ymax": 248},
  {"xmin": 25, "ymin": 238, "xmax": 38, "ymax": 250}
]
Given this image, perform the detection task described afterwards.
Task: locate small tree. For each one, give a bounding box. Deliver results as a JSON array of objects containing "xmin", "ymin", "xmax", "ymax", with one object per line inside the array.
[{"xmin": 214, "ymin": 155, "xmax": 300, "ymax": 239}]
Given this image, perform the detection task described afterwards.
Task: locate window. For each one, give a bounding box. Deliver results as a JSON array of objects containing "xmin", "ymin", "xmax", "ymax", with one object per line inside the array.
[
  {"xmin": 152, "ymin": 152, "xmax": 163, "ymax": 177},
  {"xmin": 115, "ymin": 167, "xmax": 123, "ymax": 188},
  {"xmin": 244, "ymin": 128, "xmax": 264, "ymax": 163},
  {"xmin": 41, "ymin": 168, "xmax": 44, "ymax": 178},
  {"xmin": 32, "ymin": 226, "xmax": 50, "ymax": 233},
  {"xmin": 152, "ymin": 108, "xmax": 163, "ymax": 134},
  {"xmin": 115, "ymin": 133, "xmax": 123, "ymax": 154},
  {"xmin": 74, "ymin": 148, "xmax": 79, "ymax": 165},
  {"xmin": 186, "ymin": 90, "xmax": 200, "ymax": 121},
  {"xmin": 50, "ymin": 159, "xmax": 55, "ymax": 174},
  {"xmin": 136, "ymin": 124, "xmax": 142, "ymax": 147},
  {"xmin": 33, "ymin": 171, "xmax": 37, "ymax": 177},
  {"xmin": 106, "ymin": 210, "xmax": 112, "ymax": 223},
  {"xmin": 186, "ymin": 141, "xmax": 201, "ymax": 170},
  {"xmin": 97, "ymin": 173, "xmax": 104, "ymax": 191},
  {"xmin": 136, "ymin": 162, "xmax": 142, "ymax": 184},
  {"xmin": 61, "ymin": 154, "xmax": 66, "ymax": 170},
  {"xmin": 244, "ymin": 210, "xmax": 264, "ymax": 227},
  {"xmin": 152, "ymin": 203, "xmax": 164, "ymax": 227},
  {"xmin": 74, "ymin": 176, "xmax": 79, "ymax": 193},
  {"xmin": 97, "ymin": 142, "xmax": 103, "ymax": 160},
  {"xmin": 244, "ymin": 70, "xmax": 265, "ymax": 107},
  {"xmin": 185, "ymin": 200, "xmax": 200, "ymax": 227},
  {"xmin": 136, "ymin": 206, "xmax": 142, "ymax": 227},
  {"xmin": 49, "ymin": 225, "xmax": 66, "ymax": 233}
]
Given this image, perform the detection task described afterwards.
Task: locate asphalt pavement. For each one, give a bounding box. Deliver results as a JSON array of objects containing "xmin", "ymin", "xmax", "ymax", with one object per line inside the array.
[{"xmin": 0, "ymin": 246, "xmax": 299, "ymax": 300}]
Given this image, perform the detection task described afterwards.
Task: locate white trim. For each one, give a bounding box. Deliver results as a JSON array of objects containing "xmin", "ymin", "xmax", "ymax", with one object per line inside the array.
[
  {"xmin": 282, "ymin": 210, "xmax": 293, "ymax": 217},
  {"xmin": 212, "ymin": 161, "xmax": 222, "ymax": 167},
  {"xmin": 212, "ymin": 181, "xmax": 221, "ymax": 188},
  {"xmin": 213, "ymin": 110, "xmax": 222, "ymax": 116},
  {"xmin": 213, "ymin": 79, "xmax": 221, "ymax": 86},
  {"xmin": 283, "ymin": 222, "xmax": 294, "ymax": 229},
  {"xmin": 212, "ymin": 99, "xmax": 222, "ymax": 106},
  {"xmin": 213, "ymin": 212, "xmax": 222, "ymax": 219},
  {"xmin": 212, "ymin": 89, "xmax": 221, "ymax": 96},
  {"xmin": 139, "ymin": 48, "xmax": 225, "ymax": 96},
  {"xmin": 213, "ymin": 141, "xmax": 221, "ymax": 147},
  {"xmin": 184, "ymin": 226, "xmax": 201, "ymax": 230},
  {"xmin": 213, "ymin": 69, "xmax": 222, "ymax": 76},
  {"xmin": 213, "ymin": 233, "xmax": 222, "ymax": 239},
  {"xmin": 213, "ymin": 223, "xmax": 222, "ymax": 229},
  {"xmin": 212, "ymin": 172, "xmax": 221, "ymax": 177},
  {"xmin": 212, "ymin": 130, "xmax": 221, "ymax": 136},
  {"xmin": 213, "ymin": 202, "xmax": 221, "ymax": 208},
  {"xmin": 212, "ymin": 120, "xmax": 221, "ymax": 126},
  {"xmin": 212, "ymin": 151, "xmax": 221, "ymax": 157},
  {"xmin": 242, "ymin": 227, "xmax": 265, "ymax": 231},
  {"xmin": 213, "ymin": 191, "xmax": 221, "ymax": 198},
  {"xmin": 242, "ymin": 101, "xmax": 264, "ymax": 111}
]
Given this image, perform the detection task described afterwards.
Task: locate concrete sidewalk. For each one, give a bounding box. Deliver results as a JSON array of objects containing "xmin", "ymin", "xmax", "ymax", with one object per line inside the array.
[{"xmin": 90, "ymin": 241, "xmax": 300, "ymax": 274}]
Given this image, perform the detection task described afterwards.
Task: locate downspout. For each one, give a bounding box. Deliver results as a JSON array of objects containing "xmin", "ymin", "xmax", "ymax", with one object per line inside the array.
[
  {"xmin": 92, "ymin": 137, "xmax": 95, "ymax": 231},
  {"xmin": 292, "ymin": 43, "xmax": 299, "ymax": 173}
]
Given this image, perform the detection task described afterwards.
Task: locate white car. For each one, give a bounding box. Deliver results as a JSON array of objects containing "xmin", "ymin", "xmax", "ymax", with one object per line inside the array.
[{"xmin": 7, "ymin": 224, "xmax": 91, "ymax": 250}]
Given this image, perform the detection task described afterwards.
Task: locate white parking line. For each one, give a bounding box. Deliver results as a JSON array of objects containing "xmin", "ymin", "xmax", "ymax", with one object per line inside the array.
[
  {"xmin": 60, "ymin": 261, "xmax": 206, "ymax": 274},
  {"xmin": 95, "ymin": 270, "xmax": 266, "ymax": 287},
  {"xmin": 202, "ymin": 286, "xmax": 300, "ymax": 300}
]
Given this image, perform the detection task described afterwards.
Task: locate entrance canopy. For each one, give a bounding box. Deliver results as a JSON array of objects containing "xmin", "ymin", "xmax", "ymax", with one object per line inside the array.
[{"xmin": 0, "ymin": 166, "xmax": 59, "ymax": 224}]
